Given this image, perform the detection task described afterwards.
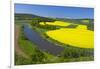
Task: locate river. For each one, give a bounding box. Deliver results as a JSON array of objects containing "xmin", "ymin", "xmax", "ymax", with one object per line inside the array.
[{"xmin": 23, "ymin": 24, "xmax": 64, "ymax": 56}]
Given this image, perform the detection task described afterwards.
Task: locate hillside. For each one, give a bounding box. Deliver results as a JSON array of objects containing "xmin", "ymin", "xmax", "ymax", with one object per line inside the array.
[{"xmin": 15, "ymin": 13, "xmax": 39, "ymax": 20}]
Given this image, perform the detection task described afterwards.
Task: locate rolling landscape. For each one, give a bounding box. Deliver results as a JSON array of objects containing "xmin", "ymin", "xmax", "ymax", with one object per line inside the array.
[{"xmin": 15, "ymin": 4, "xmax": 94, "ymax": 65}]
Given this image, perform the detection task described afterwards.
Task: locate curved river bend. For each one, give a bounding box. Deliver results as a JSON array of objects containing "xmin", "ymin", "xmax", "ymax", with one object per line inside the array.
[{"xmin": 23, "ymin": 24, "xmax": 64, "ymax": 56}]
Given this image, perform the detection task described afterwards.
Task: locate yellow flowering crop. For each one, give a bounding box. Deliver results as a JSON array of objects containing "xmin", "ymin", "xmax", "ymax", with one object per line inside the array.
[
  {"xmin": 40, "ymin": 21, "xmax": 71, "ymax": 26},
  {"xmin": 46, "ymin": 28, "xmax": 94, "ymax": 48},
  {"xmin": 76, "ymin": 25, "xmax": 87, "ymax": 30}
]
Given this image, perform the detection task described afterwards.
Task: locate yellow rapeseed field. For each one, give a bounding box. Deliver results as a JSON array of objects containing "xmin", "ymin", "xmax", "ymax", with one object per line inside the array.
[
  {"xmin": 40, "ymin": 21, "xmax": 71, "ymax": 26},
  {"xmin": 46, "ymin": 28, "xmax": 94, "ymax": 48},
  {"xmin": 76, "ymin": 25, "xmax": 87, "ymax": 30}
]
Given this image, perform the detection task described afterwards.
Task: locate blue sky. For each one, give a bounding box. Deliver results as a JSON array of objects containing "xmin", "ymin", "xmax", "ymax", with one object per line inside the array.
[{"xmin": 15, "ymin": 4, "xmax": 94, "ymax": 19}]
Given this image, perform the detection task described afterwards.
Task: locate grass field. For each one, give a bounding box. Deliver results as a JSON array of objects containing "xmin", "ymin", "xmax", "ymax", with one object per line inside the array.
[{"xmin": 81, "ymin": 20, "xmax": 90, "ymax": 23}]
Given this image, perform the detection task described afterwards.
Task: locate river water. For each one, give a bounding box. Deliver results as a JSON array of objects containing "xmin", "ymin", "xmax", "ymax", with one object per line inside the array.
[{"xmin": 23, "ymin": 24, "xmax": 64, "ymax": 56}]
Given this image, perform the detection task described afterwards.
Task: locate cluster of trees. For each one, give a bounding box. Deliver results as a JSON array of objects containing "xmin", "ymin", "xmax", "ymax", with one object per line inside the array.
[
  {"xmin": 31, "ymin": 48, "xmax": 47, "ymax": 64},
  {"xmin": 36, "ymin": 25, "xmax": 61, "ymax": 30},
  {"xmin": 61, "ymin": 46, "xmax": 94, "ymax": 59},
  {"xmin": 87, "ymin": 22, "xmax": 94, "ymax": 31},
  {"xmin": 66, "ymin": 24, "xmax": 78, "ymax": 28},
  {"xmin": 31, "ymin": 17, "xmax": 55, "ymax": 26}
]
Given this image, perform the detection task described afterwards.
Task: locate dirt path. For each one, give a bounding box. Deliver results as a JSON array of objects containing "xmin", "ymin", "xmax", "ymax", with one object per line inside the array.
[{"xmin": 15, "ymin": 25, "xmax": 29, "ymax": 59}]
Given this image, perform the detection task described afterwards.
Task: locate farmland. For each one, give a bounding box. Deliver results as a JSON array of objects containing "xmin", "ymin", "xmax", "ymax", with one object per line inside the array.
[
  {"xmin": 42, "ymin": 21, "xmax": 94, "ymax": 48},
  {"xmin": 40, "ymin": 21, "xmax": 72, "ymax": 27},
  {"xmin": 46, "ymin": 27, "xmax": 94, "ymax": 48},
  {"xmin": 15, "ymin": 14, "xmax": 94, "ymax": 65}
]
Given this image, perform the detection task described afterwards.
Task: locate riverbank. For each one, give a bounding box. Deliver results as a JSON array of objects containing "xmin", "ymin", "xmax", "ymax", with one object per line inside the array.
[{"xmin": 15, "ymin": 25, "xmax": 29, "ymax": 59}]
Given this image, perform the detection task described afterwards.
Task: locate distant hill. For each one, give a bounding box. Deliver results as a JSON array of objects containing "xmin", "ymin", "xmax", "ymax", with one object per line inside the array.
[
  {"xmin": 15, "ymin": 13, "xmax": 93, "ymax": 21},
  {"xmin": 55, "ymin": 17, "xmax": 93, "ymax": 22},
  {"xmin": 15, "ymin": 13, "xmax": 39, "ymax": 20},
  {"xmin": 15, "ymin": 13, "xmax": 94, "ymax": 25}
]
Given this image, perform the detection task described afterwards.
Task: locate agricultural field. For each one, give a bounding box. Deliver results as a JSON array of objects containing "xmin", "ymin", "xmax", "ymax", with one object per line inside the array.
[
  {"xmin": 46, "ymin": 26, "xmax": 94, "ymax": 48},
  {"xmin": 14, "ymin": 4, "xmax": 94, "ymax": 65},
  {"xmin": 39, "ymin": 21, "xmax": 94, "ymax": 49},
  {"xmin": 76, "ymin": 25, "xmax": 87, "ymax": 30},
  {"xmin": 40, "ymin": 21, "xmax": 72, "ymax": 27},
  {"xmin": 15, "ymin": 14, "xmax": 94, "ymax": 65}
]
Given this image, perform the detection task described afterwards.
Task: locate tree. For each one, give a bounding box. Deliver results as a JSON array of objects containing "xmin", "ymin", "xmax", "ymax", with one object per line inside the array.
[
  {"xmin": 31, "ymin": 17, "xmax": 55, "ymax": 26},
  {"xmin": 41, "ymin": 17, "xmax": 55, "ymax": 25},
  {"xmin": 31, "ymin": 48, "xmax": 46, "ymax": 64},
  {"xmin": 31, "ymin": 17, "xmax": 41, "ymax": 26}
]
